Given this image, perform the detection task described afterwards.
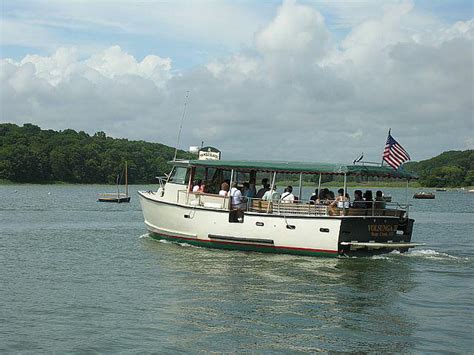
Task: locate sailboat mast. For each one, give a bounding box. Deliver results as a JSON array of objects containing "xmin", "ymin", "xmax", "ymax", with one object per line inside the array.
[{"xmin": 125, "ymin": 161, "xmax": 128, "ymax": 197}]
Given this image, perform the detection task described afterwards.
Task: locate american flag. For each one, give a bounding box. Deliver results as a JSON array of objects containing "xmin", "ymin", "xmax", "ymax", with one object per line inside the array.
[{"xmin": 383, "ymin": 130, "xmax": 410, "ymax": 170}]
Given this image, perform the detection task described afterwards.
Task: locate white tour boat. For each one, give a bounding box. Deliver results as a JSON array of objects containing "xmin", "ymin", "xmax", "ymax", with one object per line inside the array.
[{"xmin": 138, "ymin": 155, "xmax": 421, "ymax": 257}]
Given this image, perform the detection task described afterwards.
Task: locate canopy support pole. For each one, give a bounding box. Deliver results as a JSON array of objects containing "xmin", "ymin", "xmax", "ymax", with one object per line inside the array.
[
  {"xmin": 343, "ymin": 173, "xmax": 347, "ymax": 214},
  {"xmin": 267, "ymin": 171, "xmax": 277, "ymax": 213},
  {"xmin": 298, "ymin": 172, "xmax": 303, "ymax": 201},
  {"xmin": 229, "ymin": 169, "xmax": 234, "ymax": 210},
  {"xmin": 317, "ymin": 173, "xmax": 322, "ymax": 195}
]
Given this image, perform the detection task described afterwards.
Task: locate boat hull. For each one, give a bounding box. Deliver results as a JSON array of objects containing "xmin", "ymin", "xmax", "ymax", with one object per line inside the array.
[
  {"xmin": 148, "ymin": 230, "xmax": 338, "ymax": 257},
  {"xmin": 413, "ymin": 194, "xmax": 435, "ymax": 199},
  {"xmin": 98, "ymin": 196, "xmax": 131, "ymax": 203},
  {"xmin": 138, "ymin": 191, "xmax": 416, "ymax": 257}
]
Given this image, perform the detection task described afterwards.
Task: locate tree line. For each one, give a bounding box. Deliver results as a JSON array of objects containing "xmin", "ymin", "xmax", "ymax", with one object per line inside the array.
[
  {"xmin": 0, "ymin": 123, "xmax": 193, "ymax": 184},
  {"xmin": 0, "ymin": 123, "xmax": 472, "ymax": 186},
  {"xmin": 404, "ymin": 150, "xmax": 473, "ymax": 187}
]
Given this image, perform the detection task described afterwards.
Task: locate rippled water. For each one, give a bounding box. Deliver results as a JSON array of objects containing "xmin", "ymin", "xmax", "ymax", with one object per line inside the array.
[{"xmin": 1, "ymin": 185, "xmax": 473, "ymax": 352}]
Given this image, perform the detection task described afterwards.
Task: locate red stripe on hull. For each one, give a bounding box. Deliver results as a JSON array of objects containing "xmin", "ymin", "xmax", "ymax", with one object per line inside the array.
[{"xmin": 148, "ymin": 230, "xmax": 338, "ymax": 255}]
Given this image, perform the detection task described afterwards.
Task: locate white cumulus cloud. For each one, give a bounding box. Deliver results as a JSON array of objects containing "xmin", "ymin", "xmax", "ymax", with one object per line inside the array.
[{"xmin": 1, "ymin": 1, "xmax": 473, "ymax": 162}]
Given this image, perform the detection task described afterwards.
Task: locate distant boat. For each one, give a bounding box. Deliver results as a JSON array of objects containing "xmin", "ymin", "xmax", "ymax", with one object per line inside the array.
[
  {"xmin": 98, "ymin": 162, "xmax": 130, "ymax": 203},
  {"xmin": 436, "ymin": 188, "xmax": 447, "ymax": 192},
  {"xmin": 413, "ymin": 192, "xmax": 435, "ymax": 199}
]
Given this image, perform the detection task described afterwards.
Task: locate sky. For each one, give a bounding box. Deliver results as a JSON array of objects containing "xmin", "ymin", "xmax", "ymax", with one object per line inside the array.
[{"xmin": 1, "ymin": 0, "xmax": 473, "ymax": 163}]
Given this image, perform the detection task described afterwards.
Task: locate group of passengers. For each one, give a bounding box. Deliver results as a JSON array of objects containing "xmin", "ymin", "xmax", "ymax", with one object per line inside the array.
[
  {"xmin": 193, "ymin": 177, "xmax": 387, "ymax": 210},
  {"xmin": 309, "ymin": 188, "xmax": 386, "ymax": 209},
  {"xmin": 215, "ymin": 178, "xmax": 297, "ymax": 209},
  {"xmin": 352, "ymin": 189, "xmax": 386, "ymax": 209}
]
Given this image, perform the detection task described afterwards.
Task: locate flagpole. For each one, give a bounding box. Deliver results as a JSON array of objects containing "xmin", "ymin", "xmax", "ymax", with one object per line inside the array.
[{"xmin": 381, "ymin": 128, "xmax": 391, "ymax": 166}]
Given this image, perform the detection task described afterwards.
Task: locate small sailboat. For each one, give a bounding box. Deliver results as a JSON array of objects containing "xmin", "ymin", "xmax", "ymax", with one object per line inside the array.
[{"xmin": 98, "ymin": 162, "xmax": 131, "ymax": 203}]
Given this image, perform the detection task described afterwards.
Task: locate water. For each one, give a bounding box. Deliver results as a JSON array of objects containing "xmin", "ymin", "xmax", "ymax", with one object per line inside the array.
[{"xmin": 1, "ymin": 185, "xmax": 473, "ymax": 353}]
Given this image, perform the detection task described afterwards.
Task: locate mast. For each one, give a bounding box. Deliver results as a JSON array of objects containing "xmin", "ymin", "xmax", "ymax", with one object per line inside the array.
[
  {"xmin": 125, "ymin": 161, "xmax": 128, "ymax": 197},
  {"xmin": 173, "ymin": 91, "xmax": 190, "ymax": 161}
]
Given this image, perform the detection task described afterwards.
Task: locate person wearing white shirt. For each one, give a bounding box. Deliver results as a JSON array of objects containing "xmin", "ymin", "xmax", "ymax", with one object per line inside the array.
[
  {"xmin": 230, "ymin": 182, "xmax": 246, "ymax": 209},
  {"xmin": 219, "ymin": 182, "xmax": 229, "ymax": 196},
  {"xmin": 281, "ymin": 186, "xmax": 295, "ymax": 203},
  {"xmin": 262, "ymin": 185, "xmax": 280, "ymax": 201}
]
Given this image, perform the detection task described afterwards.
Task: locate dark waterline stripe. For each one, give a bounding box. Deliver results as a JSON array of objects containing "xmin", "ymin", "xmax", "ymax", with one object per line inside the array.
[{"xmin": 148, "ymin": 231, "xmax": 338, "ymax": 257}]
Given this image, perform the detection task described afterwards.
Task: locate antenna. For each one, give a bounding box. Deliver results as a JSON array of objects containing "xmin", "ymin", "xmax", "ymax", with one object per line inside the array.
[{"xmin": 173, "ymin": 90, "xmax": 190, "ymax": 161}]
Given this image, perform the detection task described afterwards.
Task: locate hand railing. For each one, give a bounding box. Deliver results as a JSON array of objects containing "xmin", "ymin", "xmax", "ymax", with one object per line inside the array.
[
  {"xmin": 177, "ymin": 190, "xmax": 230, "ymax": 209},
  {"xmin": 174, "ymin": 191, "xmax": 408, "ymax": 218},
  {"xmin": 155, "ymin": 176, "xmax": 168, "ymax": 190}
]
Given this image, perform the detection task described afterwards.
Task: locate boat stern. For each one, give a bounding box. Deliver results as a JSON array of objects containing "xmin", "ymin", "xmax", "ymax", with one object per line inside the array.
[{"xmin": 337, "ymin": 216, "xmax": 420, "ymax": 256}]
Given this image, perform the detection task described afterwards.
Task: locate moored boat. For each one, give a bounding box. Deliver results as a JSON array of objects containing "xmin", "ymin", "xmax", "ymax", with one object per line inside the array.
[
  {"xmin": 98, "ymin": 161, "xmax": 131, "ymax": 203},
  {"xmin": 138, "ymin": 157, "xmax": 422, "ymax": 257},
  {"xmin": 413, "ymin": 192, "xmax": 435, "ymax": 199}
]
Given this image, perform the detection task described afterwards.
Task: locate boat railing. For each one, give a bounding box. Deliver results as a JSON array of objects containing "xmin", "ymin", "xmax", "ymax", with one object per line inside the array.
[
  {"xmin": 246, "ymin": 198, "xmax": 408, "ymax": 218},
  {"xmin": 177, "ymin": 190, "xmax": 230, "ymax": 209},
  {"xmin": 175, "ymin": 191, "xmax": 408, "ymax": 218},
  {"xmin": 155, "ymin": 176, "xmax": 168, "ymax": 190},
  {"xmin": 247, "ymin": 198, "xmax": 329, "ymax": 216}
]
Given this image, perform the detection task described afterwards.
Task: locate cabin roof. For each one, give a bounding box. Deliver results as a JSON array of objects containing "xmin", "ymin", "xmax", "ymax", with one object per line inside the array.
[{"xmin": 174, "ymin": 159, "xmax": 418, "ymax": 179}]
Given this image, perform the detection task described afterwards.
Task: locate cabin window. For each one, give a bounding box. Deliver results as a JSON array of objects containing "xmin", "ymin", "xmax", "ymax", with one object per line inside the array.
[{"xmin": 168, "ymin": 167, "xmax": 189, "ymax": 185}]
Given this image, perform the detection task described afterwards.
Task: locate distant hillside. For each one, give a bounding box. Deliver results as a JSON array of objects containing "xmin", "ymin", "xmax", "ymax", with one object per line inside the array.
[
  {"xmin": 404, "ymin": 150, "xmax": 473, "ymax": 187},
  {"xmin": 1, "ymin": 123, "xmax": 472, "ymax": 187},
  {"xmin": 0, "ymin": 123, "xmax": 194, "ymax": 184}
]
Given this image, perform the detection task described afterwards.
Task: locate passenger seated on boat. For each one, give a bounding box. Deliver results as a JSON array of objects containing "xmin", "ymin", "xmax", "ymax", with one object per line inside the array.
[
  {"xmin": 256, "ymin": 179, "xmax": 269, "ymax": 198},
  {"xmin": 363, "ymin": 190, "xmax": 374, "ymax": 209},
  {"xmin": 352, "ymin": 190, "xmax": 365, "ymax": 208},
  {"xmin": 330, "ymin": 188, "xmax": 349, "ymax": 208},
  {"xmin": 242, "ymin": 182, "xmax": 255, "ymax": 199},
  {"xmin": 230, "ymin": 182, "xmax": 246, "ymax": 209},
  {"xmin": 249, "ymin": 178, "xmax": 257, "ymax": 197},
  {"xmin": 317, "ymin": 188, "xmax": 328, "ymax": 204},
  {"xmin": 328, "ymin": 190, "xmax": 335, "ymax": 201},
  {"xmin": 281, "ymin": 186, "xmax": 295, "ymax": 203},
  {"xmin": 192, "ymin": 180, "xmax": 205, "ymax": 193},
  {"xmin": 219, "ymin": 182, "xmax": 229, "ymax": 197},
  {"xmin": 319, "ymin": 189, "xmax": 334, "ymax": 205},
  {"xmin": 309, "ymin": 189, "xmax": 319, "ymax": 204},
  {"xmin": 374, "ymin": 190, "xmax": 386, "ymax": 209},
  {"xmin": 262, "ymin": 185, "xmax": 279, "ymax": 201}
]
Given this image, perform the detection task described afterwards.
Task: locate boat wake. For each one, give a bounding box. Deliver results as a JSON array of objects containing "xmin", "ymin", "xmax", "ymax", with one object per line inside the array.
[
  {"xmin": 361, "ymin": 249, "xmax": 470, "ymax": 262},
  {"xmin": 156, "ymin": 239, "xmax": 202, "ymax": 249},
  {"xmin": 138, "ymin": 233, "xmax": 150, "ymax": 239},
  {"xmin": 399, "ymin": 249, "xmax": 469, "ymax": 262}
]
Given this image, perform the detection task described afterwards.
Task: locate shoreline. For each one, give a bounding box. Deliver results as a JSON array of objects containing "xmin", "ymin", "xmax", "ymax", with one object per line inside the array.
[{"xmin": 1, "ymin": 180, "xmax": 471, "ymax": 190}]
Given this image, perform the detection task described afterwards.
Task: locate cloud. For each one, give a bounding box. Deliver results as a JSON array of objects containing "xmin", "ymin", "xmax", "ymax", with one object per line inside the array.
[
  {"xmin": 256, "ymin": 0, "xmax": 330, "ymax": 59},
  {"xmin": 1, "ymin": 1, "xmax": 473, "ymax": 163}
]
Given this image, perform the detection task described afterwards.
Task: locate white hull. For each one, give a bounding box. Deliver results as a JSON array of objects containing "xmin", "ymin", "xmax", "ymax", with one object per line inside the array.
[
  {"xmin": 138, "ymin": 182, "xmax": 417, "ymax": 256},
  {"xmin": 139, "ymin": 191, "xmax": 341, "ymax": 255}
]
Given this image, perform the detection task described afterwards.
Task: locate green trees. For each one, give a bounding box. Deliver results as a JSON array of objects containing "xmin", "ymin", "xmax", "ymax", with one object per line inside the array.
[
  {"xmin": 1, "ymin": 123, "xmax": 472, "ymax": 187},
  {"xmin": 0, "ymin": 123, "xmax": 193, "ymax": 184},
  {"xmin": 404, "ymin": 150, "xmax": 473, "ymax": 187}
]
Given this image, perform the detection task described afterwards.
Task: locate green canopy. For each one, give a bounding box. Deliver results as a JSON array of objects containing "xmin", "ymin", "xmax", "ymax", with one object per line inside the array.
[{"xmin": 176, "ymin": 160, "xmax": 418, "ymax": 179}]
